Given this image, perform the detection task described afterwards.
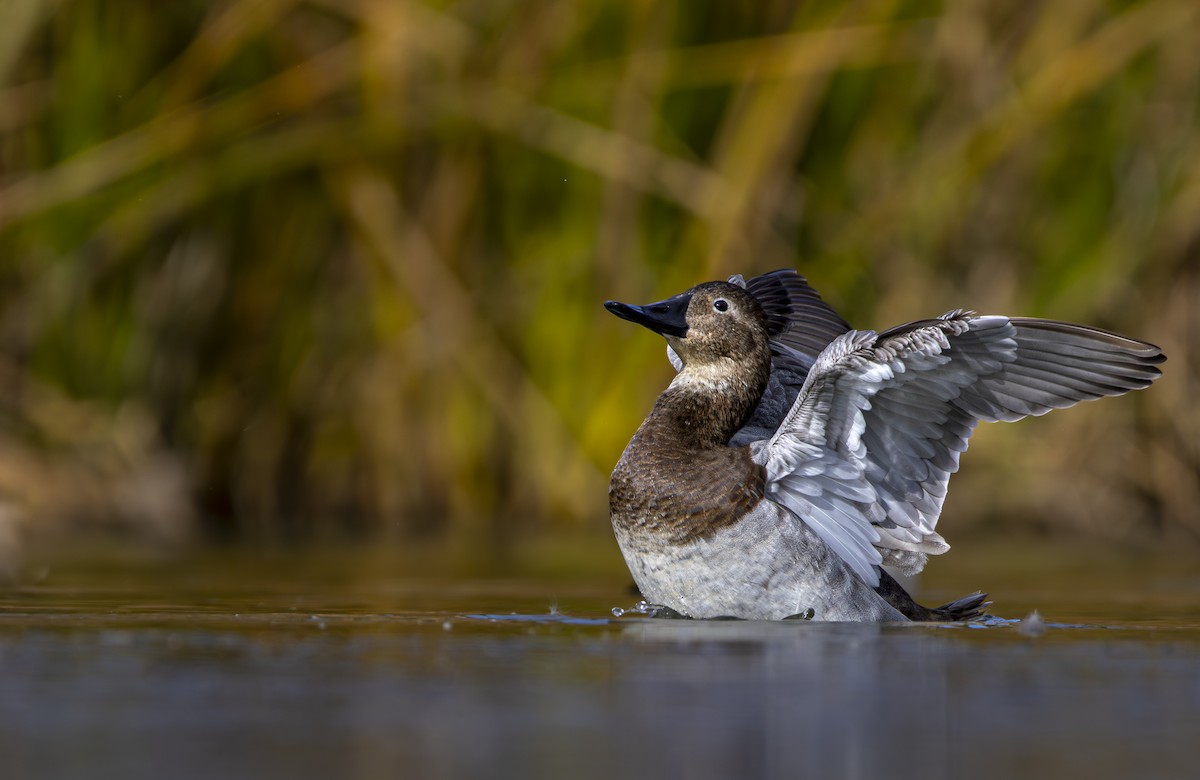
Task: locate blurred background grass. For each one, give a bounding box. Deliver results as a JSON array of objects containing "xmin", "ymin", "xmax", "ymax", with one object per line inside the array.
[{"xmin": 0, "ymin": 0, "xmax": 1196, "ymax": 576}]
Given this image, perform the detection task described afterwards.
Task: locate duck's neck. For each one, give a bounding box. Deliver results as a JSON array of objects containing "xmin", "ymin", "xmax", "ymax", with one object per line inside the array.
[{"xmin": 647, "ymin": 354, "xmax": 770, "ymax": 450}]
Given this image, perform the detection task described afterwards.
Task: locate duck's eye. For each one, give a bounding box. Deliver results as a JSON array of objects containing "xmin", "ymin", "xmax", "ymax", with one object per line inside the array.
[{"xmin": 713, "ymin": 299, "xmax": 729, "ymax": 312}]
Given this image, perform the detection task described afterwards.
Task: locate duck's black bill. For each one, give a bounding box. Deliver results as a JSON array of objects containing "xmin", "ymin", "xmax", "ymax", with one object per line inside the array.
[{"xmin": 604, "ymin": 293, "xmax": 692, "ymax": 338}]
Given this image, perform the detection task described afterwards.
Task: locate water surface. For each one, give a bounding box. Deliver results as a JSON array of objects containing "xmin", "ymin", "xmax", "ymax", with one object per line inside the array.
[{"xmin": 1, "ymin": 545, "xmax": 1197, "ymax": 780}]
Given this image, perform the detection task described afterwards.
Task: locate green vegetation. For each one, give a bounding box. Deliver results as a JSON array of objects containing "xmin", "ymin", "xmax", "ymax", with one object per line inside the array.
[{"xmin": 1, "ymin": 1, "xmax": 1196, "ymax": 568}]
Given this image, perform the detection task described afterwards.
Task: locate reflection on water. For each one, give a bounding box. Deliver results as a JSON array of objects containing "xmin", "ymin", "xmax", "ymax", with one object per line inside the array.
[{"xmin": 0, "ymin": 547, "xmax": 1197, "ymax": 780}]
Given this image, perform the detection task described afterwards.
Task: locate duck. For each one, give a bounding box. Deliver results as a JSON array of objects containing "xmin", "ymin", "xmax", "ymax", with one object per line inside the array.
[{"xmin": 604, "ymin": 270, "xmax": 1165, "ymax": 622}]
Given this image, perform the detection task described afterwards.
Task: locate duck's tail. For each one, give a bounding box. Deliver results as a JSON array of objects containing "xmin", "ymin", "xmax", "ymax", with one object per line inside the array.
[
  {"xmin": 928, "ymin": 591, "xmax": 992, "ymax": 622},
  {"xmin": 875, "ymin": 569, "xmax": 991, "ymax": 622}
]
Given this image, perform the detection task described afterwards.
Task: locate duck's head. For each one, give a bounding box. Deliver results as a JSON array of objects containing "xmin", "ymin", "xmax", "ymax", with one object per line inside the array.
[{"xmin": 604, "ymin": 281, "xmax": 770, "ymax": 370}]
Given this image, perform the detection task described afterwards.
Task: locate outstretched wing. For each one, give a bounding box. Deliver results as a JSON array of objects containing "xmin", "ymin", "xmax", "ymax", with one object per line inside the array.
[{"xmin": 754, "ymin": 312, "xmax": 1165, "ymax": 587}]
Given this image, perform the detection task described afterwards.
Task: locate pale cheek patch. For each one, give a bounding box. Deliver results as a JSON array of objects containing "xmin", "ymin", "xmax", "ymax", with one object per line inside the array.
[{"xmin": 669, "ymin": 360, "xmax": 749, "ymax": 394}]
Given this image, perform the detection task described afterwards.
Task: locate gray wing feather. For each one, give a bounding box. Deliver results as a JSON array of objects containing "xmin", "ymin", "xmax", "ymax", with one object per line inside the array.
[{"xmin": 758, "ymin": 312, "xmax": 1164, "ymax": 587}]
